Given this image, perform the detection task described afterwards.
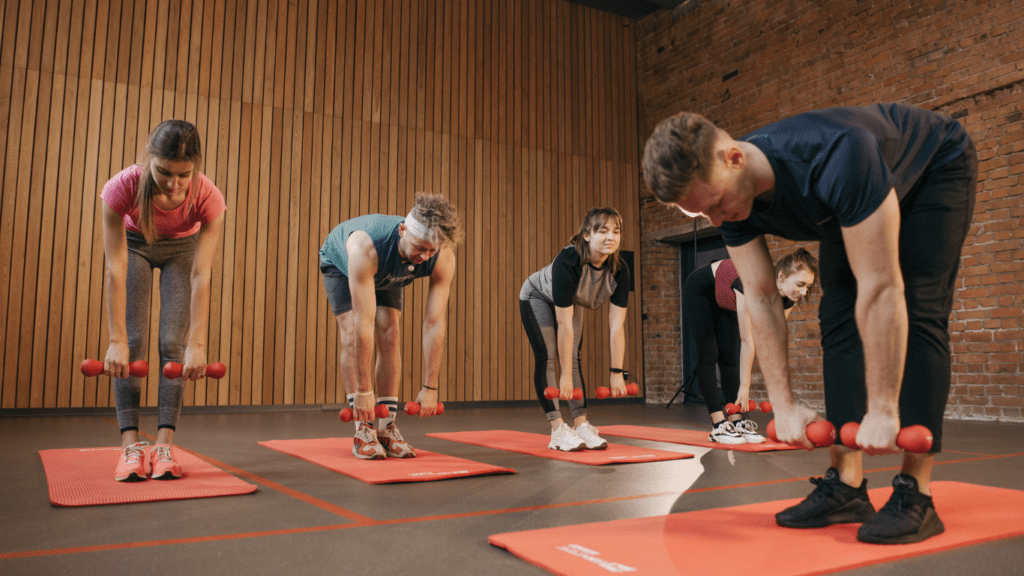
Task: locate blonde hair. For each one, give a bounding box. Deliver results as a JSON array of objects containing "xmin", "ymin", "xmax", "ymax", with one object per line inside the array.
[
  {"xmin": 136, "ymin": 120, "xmax": 203, "ymax": 243},
  {"xmin": 570, "ymin": 207, "xmax": 623, "ymax": 274},
  {"xmin": 407, "ymin": 192, "xmax": 464, "ymax": 249}
]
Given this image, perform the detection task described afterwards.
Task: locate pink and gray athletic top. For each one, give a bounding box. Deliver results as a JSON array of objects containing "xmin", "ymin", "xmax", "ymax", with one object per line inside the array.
[{"xmin": 101, "ymin": 165, "xmax": 226, "ymax": 237}]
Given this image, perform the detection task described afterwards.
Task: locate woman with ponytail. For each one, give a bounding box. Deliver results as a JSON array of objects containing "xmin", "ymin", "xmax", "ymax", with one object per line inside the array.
[
  {"xmin": 100, "ymin": 120, "xmax": 226, "ymax": 482},
  {"xmin": 519, "ymin": 208, "xmax": 632, "ymax": 452},
  {"xmin": 682, "ymin": 248, "xmax": 818, "ymax": 444}
]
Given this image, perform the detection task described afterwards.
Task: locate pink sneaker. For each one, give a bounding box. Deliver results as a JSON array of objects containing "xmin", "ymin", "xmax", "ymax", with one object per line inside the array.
[
  {"xmin": 114, "ymin": 442, "xmax": 149, "ymax": 482},
  {"xmin": 149, "ymin": 444, "xmax": 183, "ymax": 480}
]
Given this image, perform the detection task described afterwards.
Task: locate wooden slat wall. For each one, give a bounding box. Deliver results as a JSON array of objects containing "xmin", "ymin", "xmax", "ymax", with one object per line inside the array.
[{"xmin": 0, "ymin": 0, "xmax": 643, "ymax": 410}]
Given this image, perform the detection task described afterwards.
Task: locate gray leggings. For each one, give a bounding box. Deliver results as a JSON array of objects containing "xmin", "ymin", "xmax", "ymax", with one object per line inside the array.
[
  {"xmin": 114, "ymin": 231, "xmax": 197, "ymax": 432},
  {"xmin": 519, "ymin": 285, "xmax": 587, "ymax": 421}
]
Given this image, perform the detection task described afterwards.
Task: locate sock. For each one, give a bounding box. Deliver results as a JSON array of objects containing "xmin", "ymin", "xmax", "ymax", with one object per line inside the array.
[
  {"xmin": 376, "ymin": 397, "xmax": 398, "ymax": 431},
  {"xmin": 347, "ymin": 393, "xmax": 365, "ymax": 431}
]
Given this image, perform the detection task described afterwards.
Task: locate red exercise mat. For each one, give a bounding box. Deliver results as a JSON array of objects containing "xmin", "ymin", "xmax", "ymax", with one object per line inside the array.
[
  {"xmin": 258, "ymin": 438, "xmax": 515, "ymax": 484},
  {"xmin": 426, "ymin": 430, "xmax": 693, "ymax": 465},
  {"xmin": 38, "ymin": 447, "xmax": 257, "ymax": 507},
  {"xmin": 600, "ymin": 424, "xmax": 800, "ymax": 452},
  {"xmin": 490, "ymin": 482, "xmax": 1024, "ymax": 576}
]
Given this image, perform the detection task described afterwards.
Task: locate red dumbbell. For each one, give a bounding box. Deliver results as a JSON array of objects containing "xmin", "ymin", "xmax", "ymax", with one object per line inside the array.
[
  {"xmin": 724, "ymin": 400, "xmax": 757, "ymax": 415},
  {"xmin": 339, "ymin": 404, "xmax": 391, "ymax": 423},
  {"xmin": 759, "ymin": 401, "xmax": 773, "ymax": 413},
  {"xmin": 163, "ymin": 362, "xmax": 227, "ymax": 379},
  {"xmin": 595, "ymin": 382, "xmax": 640, "ymax": 399},
  {"xmin": 767, "ymin": 419, "xmax": 836, "ymax": 447},
  {"xmin": 403, "ymin": 401, "xmax": 445, "ymax": 416},
  {"xmin": 544, "ymin": 387, "xmax": 583, "ymax": 401},
  {"xmin": 839, "ymin": 422, "xmax": 933, "ymax": 453},
  {"xmin": 80, "ymin": 359, "xmax": 149, "ymax": 378}
]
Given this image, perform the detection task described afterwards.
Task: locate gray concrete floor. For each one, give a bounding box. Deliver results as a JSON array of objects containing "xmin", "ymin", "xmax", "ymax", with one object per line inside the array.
[{"xmin": 2, "ymin": 403, "xmax": 1022, "ymax": 575}]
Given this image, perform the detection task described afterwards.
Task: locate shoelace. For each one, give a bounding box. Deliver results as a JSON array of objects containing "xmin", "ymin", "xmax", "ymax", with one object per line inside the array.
[
  {"xmin": 806, "ymin": 476, "xmax": 840, "ymax": 502},
  {"xmin": 152, "ymin": 445, "xmax": 174, "ymax": 463},
  {"xmin": 385, "ymin": 426, "xmax": 405, "ymax": 442},
  {"xmin": 878, "ymin": 486, "xmax": 914, "ymax": 515},
  {"xmin": 122, "ymin": 442, "xmax": 148, "ymax": 463},
  {"xmin": 579, "ymin": 423, "xmax": 599, "ymax": 436},
  {"xmin": 738, "ymin": 420, "xmax": 758, "ymax": 432}
]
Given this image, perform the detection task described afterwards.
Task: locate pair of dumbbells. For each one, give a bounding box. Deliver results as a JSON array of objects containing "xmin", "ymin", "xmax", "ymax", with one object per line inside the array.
[
  {"xmin": 338, "ymin": 401, "xmax": 446, "ymax": 422},
  {"xmin": 80, "ymin": 359, "xmax": 227, "ymax": 379},
  {"xmin": 544, "ymin": 383, "xmax": 641, "ymax": 400},
  {"xmin": 724, "ymin": 400, "xmax": 773, "ymax": 415}
]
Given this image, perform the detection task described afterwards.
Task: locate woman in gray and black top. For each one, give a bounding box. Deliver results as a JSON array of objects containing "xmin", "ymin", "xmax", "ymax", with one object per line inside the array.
[{"xmin": 520, "ymin": 208, "xmax": 631, "ymax": 451}]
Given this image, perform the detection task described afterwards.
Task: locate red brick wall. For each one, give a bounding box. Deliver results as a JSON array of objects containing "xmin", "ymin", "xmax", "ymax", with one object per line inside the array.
[{"xmin": 635, "ymin": 0, "xmax": 1023, "ymax": 421}]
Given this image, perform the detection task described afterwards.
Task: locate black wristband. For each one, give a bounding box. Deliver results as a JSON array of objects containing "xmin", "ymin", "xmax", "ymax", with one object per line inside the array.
[
  {"xmin": 422, "ymin": 384, "xmax": 437, "ymax": 391},
  {"xmin": 610, "ymin": 368, "xmax": 624, "ymax": 374}
]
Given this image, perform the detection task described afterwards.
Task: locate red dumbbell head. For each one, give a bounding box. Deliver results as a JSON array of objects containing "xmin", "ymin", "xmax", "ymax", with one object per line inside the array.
[
  {"xmin": 544, "ymin": 387, "xmax": 559, "ymax": 400},
  {"xmin": 766, "ymin": 420, "xmax": 779, "ymax": 442},
  {"xmin": 759, "ymin": 401, "xmax": 772, "ymax": 413},
  {"xmin": 206, "ymin": 362, "xmax": 227, "ymax": 379},
  {"xmin": 374, "ymin": 404, "xmax": 390, "ymax": 419},
  {"xmin": 128, "ymin": 360, "xmax": 149, "ymax": 377},
  {"xmin": 404, "ymin": 401, "xmax": 421, "ymax": 416},
  {"xmin": 625, "ymin": 383, "xmax": 639, "ymax": 396},
  {"xmin": 596, "ymin": 387, "xmax": 611, "ymax": 400},
  {"xmin": 840, "ymin": 422, "xmax": 860, "ymax": 448},
  {"xmin": 80, "ymin": 359, "xmax": 104, "ymax": 377},
  {"xmin": 339, "ymin": 408, "xmax": 354, "ymax": 422},
  {"xmin": 746, "ymin": 400, "xmax": 757, "ymax": 412},
  {"xmin": 897, "ymin": 425, "xmax": 933, "ymax": 453},
  {"xmin": 163, "ymin": 362, "xmax": 183, "ymax": 379},
  {"xmin": 436, "ymin": 402, "xmax": 445, "ymax": 415},
  {"xmin": 806, "ymin": 420, "xmax": 837, "ymax": 447},
  {"xmin": 724, "ymin": 403, "xmax": 740, "ymax": 416}
]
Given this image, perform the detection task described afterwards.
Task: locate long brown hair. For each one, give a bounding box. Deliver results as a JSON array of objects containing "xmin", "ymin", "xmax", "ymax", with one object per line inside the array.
[
  {"xmin": 136, "ymin": 120, "xmax": 203, "ymax": 243},
  {"xmin": 570, "ymin": 207, "xmax": 623, "ymax": 274}
]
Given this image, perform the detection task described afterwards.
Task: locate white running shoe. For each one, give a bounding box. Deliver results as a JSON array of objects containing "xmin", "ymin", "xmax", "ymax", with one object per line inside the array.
[
  {"xmin": 574, "ymin": 421, "xmax": 608, "ymax": 450},
  {"xmin": 352, "ymin": 422, "xmax": 387, "ymax": 460},
  {"xmin": 548, "ymin": 423, "xmax": 586, "ymax": 452},
  {"xmin": 709, "ymin": 420, "xmax": 747, "ymax": 445},
  {"xmin": 733, "ymin": 419, "xmax": 766, "ymax": 443}
]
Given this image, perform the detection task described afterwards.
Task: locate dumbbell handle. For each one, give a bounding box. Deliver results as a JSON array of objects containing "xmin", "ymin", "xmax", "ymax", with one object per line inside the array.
[
  {"xmin": 840, "ymin": 422, "xmax": 933, "ymax": 453},
  {"xmin": 80, "ymin": 359, "xmax": 149, "ymax": 378},
  {"xmin": 163, "ymin": 362, "xmax": 227, "ymax": 379}
]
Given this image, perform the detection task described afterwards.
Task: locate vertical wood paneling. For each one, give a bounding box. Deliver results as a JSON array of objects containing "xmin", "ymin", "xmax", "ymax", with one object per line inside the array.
[{"xmin": 2, "ymin": 0, "xmax": 644, "ymax": 411}]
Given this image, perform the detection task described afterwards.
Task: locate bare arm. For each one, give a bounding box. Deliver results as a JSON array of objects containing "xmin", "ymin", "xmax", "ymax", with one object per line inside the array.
[
  {"xmin": 734, "ymin": 291, "xmax": 755, "ymax": 405},
  {"xmin": 842, "ymin": 190, "xmax": 906, "ymax": 454},
  {"xmin": 345, "ymin": 231, "xmax": 380, "ymax": 421},
  {"xmin": 101, "ymin": 204, "xmax": 131, "ymax": 378},
  {"xmin": 181, "ymin": 213, "xmax": 225, "ymax": 381},
  {"xmin": 554, "ymin": 305, "xmax": 576, "ymax": 400},
  {"xmin": 608, "ymin": 304, "xmax": 627, "ymax": 397},
  {"xmin": 728, "ymin": 236, "xmax": 818, "ymax": 448},
  {"xmin": 415, "ymin": 247, "xmax": 455, "ymax": 416}
]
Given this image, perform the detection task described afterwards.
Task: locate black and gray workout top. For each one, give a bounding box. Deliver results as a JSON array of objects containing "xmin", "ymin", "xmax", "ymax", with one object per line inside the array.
[
  {"xmin": 521, "ymin": 246, "xmax": 630, "ymax": 309},
  {"xmin": 319, "ymin": 214, "xmax": 439, "ymax": 289},
  {"xmin": 720, "ymin": 103, "xmax": 970, "ymax": 246}
]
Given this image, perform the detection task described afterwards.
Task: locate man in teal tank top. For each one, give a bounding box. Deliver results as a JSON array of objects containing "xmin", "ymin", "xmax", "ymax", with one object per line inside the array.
[{"xmin": 319, "ymin": 193, "xmax": 463, "ymax": 460}]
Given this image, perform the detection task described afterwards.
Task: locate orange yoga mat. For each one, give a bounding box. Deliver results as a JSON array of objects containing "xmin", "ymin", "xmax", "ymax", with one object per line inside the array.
[
  {"xmin": 600, "ymin": 424, "xmax": 801, "ymax": 452},
  {"xmin": 258, "ymin": 438, "xmax": 515, "ymax": 484},
  {"xmin": 426, "ymin": 430, "xmax": 693, "ymax": 465},
  {"xmin": 38, "ymin": 447, "xmax": 257, "ymax": 507},
  {"xmin": 490, "ymin": 482, "xmax": 1024, "ymax": 576}
]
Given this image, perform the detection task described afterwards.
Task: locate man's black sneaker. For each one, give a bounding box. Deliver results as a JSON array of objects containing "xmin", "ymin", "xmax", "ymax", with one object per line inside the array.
[
  {"xmin": 857, "ymin": 474, "xmax": 945, "ymax": 544},
  {"xmin": 776, "ymin": 467, "xmax": 876, "ymax": 528}
]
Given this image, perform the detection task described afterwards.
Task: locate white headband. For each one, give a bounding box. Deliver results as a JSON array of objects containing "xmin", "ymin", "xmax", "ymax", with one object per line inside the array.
[{"xmin": 404, "ymin": 211, "xmax": 429, "ymax": 241}]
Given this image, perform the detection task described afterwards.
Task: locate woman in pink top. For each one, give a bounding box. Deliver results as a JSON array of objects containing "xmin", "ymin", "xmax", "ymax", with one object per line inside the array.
[{"xmin": 100, "ymin": 120, "xmax": 226, "ymax": 482}]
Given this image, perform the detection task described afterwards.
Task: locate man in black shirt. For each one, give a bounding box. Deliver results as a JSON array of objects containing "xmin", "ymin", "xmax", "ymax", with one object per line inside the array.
[{"xmin": 643, "ymin": 104, "xmax": 976, "ymax": 544}]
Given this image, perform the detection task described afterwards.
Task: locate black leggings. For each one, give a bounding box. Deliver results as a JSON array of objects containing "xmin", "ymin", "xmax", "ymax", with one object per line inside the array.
[
  {"xmin": 682, "ymin": 265, "xmax": 740, "ymax": 415},
  {"xmin": 820, "ymin": 142, "xmax": 978, "ymax": 453}
]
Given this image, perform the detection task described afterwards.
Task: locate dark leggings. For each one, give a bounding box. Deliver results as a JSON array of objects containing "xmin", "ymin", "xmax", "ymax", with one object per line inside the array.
[
  {"xmin": 519, "ymin": 296, "xmax": 587, "ymax": 421},
  {"xmin": 820, "ymin": 142, "xmax": 978, "ymax": 453},
  {"xmin": 682, "ymin": 265, "xmax": 740, "ymax": 415},
  {"xmin": 114, "ymin": 231, "xmax": 197, "ymax": 433}
]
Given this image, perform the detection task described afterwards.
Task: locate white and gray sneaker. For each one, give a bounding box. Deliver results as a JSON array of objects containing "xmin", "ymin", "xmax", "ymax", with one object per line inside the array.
[
  {"xmin": 709, "ymin": 420, "xmax": 747, "ymax": 445},
  {"xmin": 574, "ymin": 421, "xmax": 608, "ymax": 450},
  {"xmin": 733, "ymin": 419, "xmax": 766, "ymax": 444},
  {"xmin": 548, "ymin": 423, "xmax": 586, "ymax": 452}
]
